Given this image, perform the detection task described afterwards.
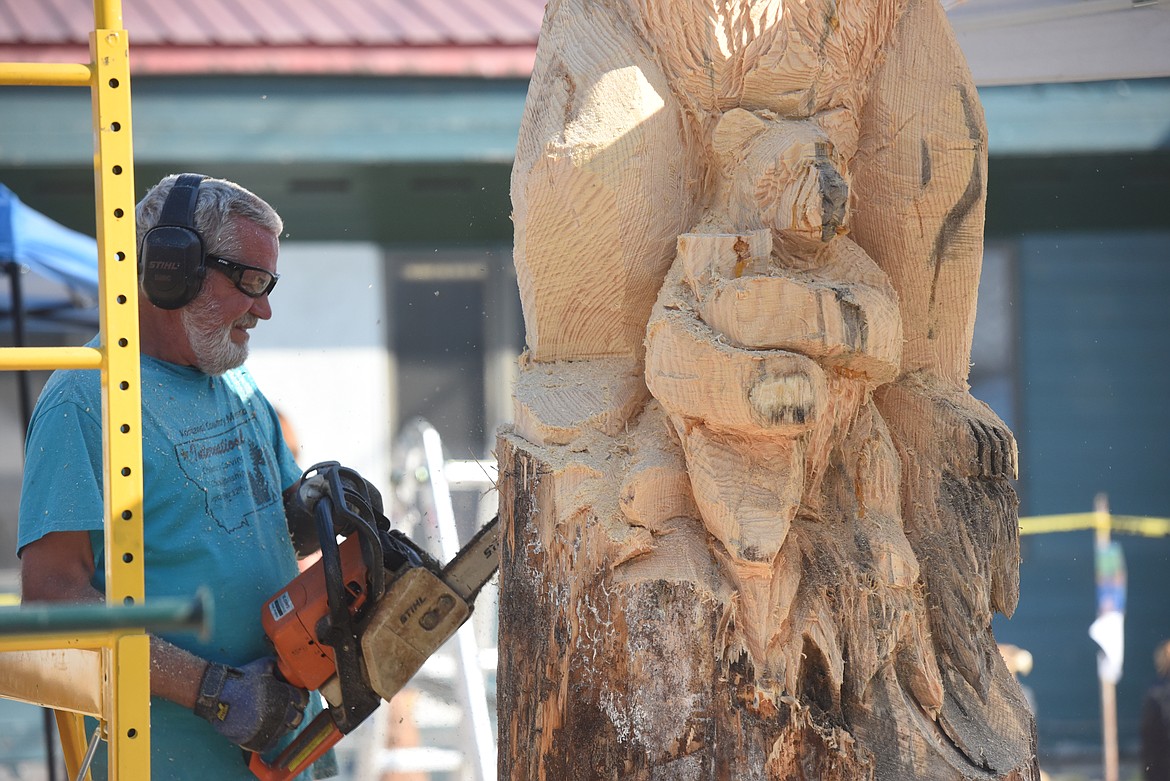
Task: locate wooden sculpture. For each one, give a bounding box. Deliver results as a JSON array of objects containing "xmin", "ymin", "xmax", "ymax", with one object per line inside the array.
[{"xmin": 500, "ymin": 0, "xmax": 1038, "ymax": 778}]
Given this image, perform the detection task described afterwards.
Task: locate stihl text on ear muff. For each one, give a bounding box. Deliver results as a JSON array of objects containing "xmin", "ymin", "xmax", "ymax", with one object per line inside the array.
[{"xmin": 139, "ymin": 173, "xmax": 209, "ymax": 310}]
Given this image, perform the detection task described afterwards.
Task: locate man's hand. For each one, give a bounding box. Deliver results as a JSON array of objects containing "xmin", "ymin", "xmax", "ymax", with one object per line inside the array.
[{"xmin": 193, "ymin": 657, "xmax": 309, "ymax": 753}]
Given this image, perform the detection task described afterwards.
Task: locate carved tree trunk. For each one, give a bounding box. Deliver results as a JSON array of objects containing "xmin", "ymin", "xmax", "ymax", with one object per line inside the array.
[{"xmin": 499, "ymin": 1, "xmax": 1038, "ymax": 779}]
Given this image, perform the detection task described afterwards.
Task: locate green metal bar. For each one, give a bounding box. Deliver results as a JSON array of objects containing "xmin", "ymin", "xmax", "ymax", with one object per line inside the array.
[{"xmin": 0, "ymin": 592, "xmax": 210, "ymax": 638}]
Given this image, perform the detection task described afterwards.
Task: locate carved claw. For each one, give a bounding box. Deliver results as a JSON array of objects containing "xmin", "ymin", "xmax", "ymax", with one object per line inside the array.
[
  {"xmin": 950, "ymin": 394, "xmax": 1018, "ymax": 481},
  {"xmin": 876, "ymin": 379, "xmax": 1017, "ymax": 481}
]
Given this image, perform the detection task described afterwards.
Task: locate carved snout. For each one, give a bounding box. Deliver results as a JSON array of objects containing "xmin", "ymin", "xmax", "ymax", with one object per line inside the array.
[{"xmin": 755, "ymin": 138, "xmax": 849, "ymax": 247}]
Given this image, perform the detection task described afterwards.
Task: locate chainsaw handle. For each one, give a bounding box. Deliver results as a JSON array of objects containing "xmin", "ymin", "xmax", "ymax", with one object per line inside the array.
[
  {"xmin": 319, "ymin": 462, "xmax": 387, "ymax": 601},
  {"xmin": 312, "ymin": 480, "xmax": 384, "ymax": 733},
  {"xmin": 248, "ymin": 709, "xmax": 343, "ymax": 781}
]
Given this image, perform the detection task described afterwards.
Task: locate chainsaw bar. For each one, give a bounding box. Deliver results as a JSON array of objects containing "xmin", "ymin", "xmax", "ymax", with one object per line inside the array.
[{"xmin": 441, "ymin": 515, "xmax": 501, "ymax": 601}]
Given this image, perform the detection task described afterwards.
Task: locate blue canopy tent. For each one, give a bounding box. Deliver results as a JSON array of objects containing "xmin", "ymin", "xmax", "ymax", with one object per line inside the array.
[{"xmin": 0, "ymin": 183, "xmax": 99, "ymax": 429}]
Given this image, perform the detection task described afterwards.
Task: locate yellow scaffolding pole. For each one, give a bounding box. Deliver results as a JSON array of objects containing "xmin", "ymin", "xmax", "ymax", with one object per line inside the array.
[{"xmin": 0, "ymin": 0, "xmax": 148, "ymax": 777}]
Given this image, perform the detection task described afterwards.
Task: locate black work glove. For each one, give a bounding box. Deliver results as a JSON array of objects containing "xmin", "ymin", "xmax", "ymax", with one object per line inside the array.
[
  {"xmin": 295, "ymin": 469, "xmax": 384, "ymax": 536},
  {"xmin": 287, "ymin": 467, "xmax": 384, "ymax": 555},
  {"xmin": 299, "ymin": 471, "xmax": 383, "ymax": 516},
  {"xmin": 193, "ymin": 657, "xmax": 309, "ymax": 753}
]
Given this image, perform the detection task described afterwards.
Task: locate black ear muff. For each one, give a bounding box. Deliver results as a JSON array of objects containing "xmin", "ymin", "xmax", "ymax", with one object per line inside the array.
[{"xmin": 140, "ymin": 173, "xmax": 209, "ymax": 310}]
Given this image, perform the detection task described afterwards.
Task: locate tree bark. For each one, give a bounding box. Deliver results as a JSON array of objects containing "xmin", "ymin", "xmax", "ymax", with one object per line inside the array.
[{"xmin": 500, "ymin": 1, "xmax": 1038, "ymax": 778}]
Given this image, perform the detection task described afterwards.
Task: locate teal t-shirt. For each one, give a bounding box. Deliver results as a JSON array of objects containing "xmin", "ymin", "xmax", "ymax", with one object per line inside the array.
[{"xmin": 18, "ymin": 352, "xmax": 327, "ymax": 780}]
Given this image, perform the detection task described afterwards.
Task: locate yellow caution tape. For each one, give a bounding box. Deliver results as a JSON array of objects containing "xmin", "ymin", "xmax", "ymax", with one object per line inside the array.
[{"xmin": 1019, "ymin": 513, "xmax": 1170, "ymax": 537}]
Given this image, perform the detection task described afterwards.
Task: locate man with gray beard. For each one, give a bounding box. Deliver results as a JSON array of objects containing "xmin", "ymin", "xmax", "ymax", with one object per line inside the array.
[{"xmin": 17, "ymin": 174, "xmax": 335, "ymax": 780}]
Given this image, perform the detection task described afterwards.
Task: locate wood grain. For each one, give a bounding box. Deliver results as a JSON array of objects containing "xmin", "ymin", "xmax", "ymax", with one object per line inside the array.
[{"xmin": 502, "ymin": 0, "xmax": 1036, "ymax": 777}]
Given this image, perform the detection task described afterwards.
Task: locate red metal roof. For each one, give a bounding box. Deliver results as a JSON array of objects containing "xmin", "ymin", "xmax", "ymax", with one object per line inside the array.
[{"xmin": 0, "ymin": 0, "xmax": 544, "ymax": 76}]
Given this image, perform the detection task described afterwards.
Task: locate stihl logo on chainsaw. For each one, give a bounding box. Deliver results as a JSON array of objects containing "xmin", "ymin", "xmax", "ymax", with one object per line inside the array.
[{"xmin": 398, "ymin": 595, "xmax": 427, "ymax": 625}]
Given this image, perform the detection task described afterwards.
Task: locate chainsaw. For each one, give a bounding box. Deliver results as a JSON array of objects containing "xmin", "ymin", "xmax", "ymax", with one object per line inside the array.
[{"xmin": 248, "ymin": 461, "xmax": 500, "ymax": 781}]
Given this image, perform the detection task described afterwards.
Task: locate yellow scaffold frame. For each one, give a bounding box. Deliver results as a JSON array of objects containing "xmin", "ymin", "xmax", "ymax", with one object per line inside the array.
[{"xmin": 0, "ymin": 0, "xmax": 149, "ymax": 778}]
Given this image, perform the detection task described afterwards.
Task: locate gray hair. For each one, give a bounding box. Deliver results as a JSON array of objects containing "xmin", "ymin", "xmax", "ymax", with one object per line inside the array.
[{"xmin": 136, "ymin": 174, "xmax": 283, "ymax": 261}]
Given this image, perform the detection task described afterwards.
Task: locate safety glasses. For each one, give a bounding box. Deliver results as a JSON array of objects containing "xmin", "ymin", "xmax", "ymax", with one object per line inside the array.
[{"xmin": 207, "ymin": 255, "xmax": 279, "ymax": 298}]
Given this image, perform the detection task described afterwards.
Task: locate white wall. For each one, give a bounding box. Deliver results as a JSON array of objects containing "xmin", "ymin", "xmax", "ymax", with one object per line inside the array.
[
  {"xmin": 950, "ymin": 1, "xmax": 1170, "ymax": 85},
  {"xmin": 245, "ymin": 242, "xmax": 394, "ymax": 492}
]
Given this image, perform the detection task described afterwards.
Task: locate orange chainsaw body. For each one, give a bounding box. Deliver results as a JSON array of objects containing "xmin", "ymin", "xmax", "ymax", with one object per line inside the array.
[{"xmin": 261, "ymin": 534, "xmax": 372, "ymax": 691}]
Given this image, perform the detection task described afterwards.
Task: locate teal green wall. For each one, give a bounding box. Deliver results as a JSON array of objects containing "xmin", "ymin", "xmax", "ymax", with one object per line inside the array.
[
  {"xmin": 0, "ymin": 76, "xmax": 529, "ymax": 246},
  {"xmin": 993, "ymin": 231, "xmax": 1170, "ymax": 757},
  {"xmin": 0, "ymin": 161, "xmax": 514, "ymax": 246}
]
